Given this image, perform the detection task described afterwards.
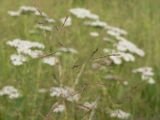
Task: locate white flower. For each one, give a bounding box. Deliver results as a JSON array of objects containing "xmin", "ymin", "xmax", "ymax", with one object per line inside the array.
[
  {"xmin": 106, "ymin": 26, "xmax": 128, "ymax": 36},
  {"xmin": 119, "ymin": 52, "xmax": 135, "ymax": 62},
  {"xmin": 84, "ymin": 20, "xmax": 107, "ymax": 28},
  {"xmin": 133, "ymin": 67, "xmax": 155, "ymax": 84},
  {"xmin": 50, "ymin": 87, "xmax": 80, "ymax": 102},
  {"xmin": 103, "ymin": 49, "xmax": 135, "ymax": 64},
  {"xmin": 69, "ymin": 8, "xmax": 99, "ymax": 20},
  {"xmin": 103, "ymin": 48, "xmax": 112, "ymax": 53},
  {"xmin": 10, "ymin": 54, "xmax": 27, "ymax": 66},
  {"xmin": 148, "ymin": 78, "xmax": 155, "ymax": 84},
  {"xmin": 107, "ymin": 30, "xmax": 121, "ymax": 37},
  {"xmin": 19, "ymin": 6, "xmax": 38, "ymax": 13},
  {"xmin": 110, "ymin": 109, "xmax": 130, "ymax": 119},
  {"xmin": 60, "ymin": 17, "xmax": 72, "ymax": 26},
  {"xmin": 123, "ymin": 81, "xmax": 128, "ymax": 86},
  {"xmin": 35, "ymin": 24, "xmax": 52, "ymax": 31},
  {"xmin": 0, "ymin": 86, "xmax": 21, "ymax": 99},
  {"xmin": 8, "ymin": 6, "xmax": 49, "ymax": 18},
  {"xmin": 133, "ymin": 67, "xmax": 154, "ymax": 77},
  {"xmin": 90, "ymin": 32, "xmax": 99, "ymax": 37},
  {"xmin": 50, "ymin": 87, "xmax": 65, "ymax": 97},
  {"xmin": 7, "ymin": 39, "xmax": 45, "ymax": 65},
  {"xmin": 34, "ymin": 10, "xmax": 48, "ymax": 17},
  {"xmin": 79, "ymin": 102, "xmax": 97, "ymax": 111},
  {"xmin": 45, "ymin": 18, "xmax": 55, "ymax": 23},
  {"xmin": 53, "ymin": 103, "xmax": 65, "ymax": 113},
  {"xmin": 8, "ymin": 11, "xmax": 21, "ymax": 17},
  {"xmin": 116, "ymin": 37, "xmax": 145, "ymax": 57},
  {"xmin": 27, "ymin": 50, "xmax": 43, "ymax": 58},
  {"xmin": 7, "ymin": 39, "xmax": 45, "ymax": 50},
  {"xmin": 42, "ymin": 56, "xmax": 59, "ymax": 66},
  {"xmin": 110, "ymin": 55, "xmax": 122, "ymax": 65}
]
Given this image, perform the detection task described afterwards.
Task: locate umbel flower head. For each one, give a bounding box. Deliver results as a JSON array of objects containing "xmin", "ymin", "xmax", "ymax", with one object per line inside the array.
[
  {"xmin": 0, "ymin": 85, "xmax": 21, "ymax": 99},
  {"xmin": 50, "ymin": 86, "xmax": 80, "ymax": 102}
]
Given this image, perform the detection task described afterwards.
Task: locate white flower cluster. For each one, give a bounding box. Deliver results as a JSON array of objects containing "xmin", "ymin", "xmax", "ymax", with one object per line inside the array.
[
  {"xmin": 90, "ymin": 32, "xmax": 99, "ymax": 37},
  {"xmin": 42, "ymin": 56, "xmax": 59, "ymax": 66},
  {"xmin": 69, "ymin": 8, "xmax": 144, "ymax": 65},
  {"xmin": 50, "ymin": 86, "xmax": 80, "ymax": 102},
  {"xmin": 103, "ymin": 49, "xmax": 134, "ymax": 64},
  {"xmin": 7, "ymin": 38, "xmax": 45, "ymax": 50},
  {"xmin": 116, "ymin": 37, "xmax": 145, "ymax": 57},
  {"xmin": 69, "ymin": 8, "xmax": 99, "ymax": 20},
  {"xmin": 35, "ymin": 24, "xmax": 53, "ymax": 32},
  {"xmin": 8, "ymin": 6, "xmax": 46, "ymax": 17},
  {"xmin": 110, "ymin": 109, "xmax": 130, "ymax": 119},
  {"xmin": 60, "ymin": 17, "xmax": 72, "ymax": 26},
  {"xmin": 133, "ymin": 67, "xmax": 155, "ymax": 84},
  {"xmin": 8, "ymin": 6, "xmax": 55, "ymax": 24},
  {"xmin": 45, "ymin": 18, "xmax": 55, "ymax": 23},
  {"xmin": 103, "ymin": 34, "xmax": 144, "ymax": 65},
  {"xmin": 103, "ymin": 37, "xmax": 145, "ymax": 65},
  {"xmin": 53, "ymin": 103, "xmax": 65, "ymax": 113},
  {"xmin": 10, "ymin": 54, "xmax": 27, "ymax": 66},
  {"xmin": 79, "ymin": 101, "xmax": 97, "ymax": 111},
  {"xmin": 84, "ymin": 20, "xmax": 107, "ymax": 28},
  {"xmin": 0, "ymin": 86, "xmax": 21, "ymax": 99},
  {"xmin": 106, "ymin": 25, "xmax": 128, "ymax": 37},
  {"xmin": 7, "ymin": 38, "xmax": 45, "ymax": 65}
]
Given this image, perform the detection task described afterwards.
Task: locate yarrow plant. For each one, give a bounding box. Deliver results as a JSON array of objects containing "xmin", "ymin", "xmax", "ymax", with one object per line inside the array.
[
  {"xmin": 133, "ymin": 67, "xmax": 155, "ymax": 84},
  {"xmin": 109, "ymin": 109, "xmax": 131, "ymax": 119},
  {"xmin": 0, "ymin": 86, "xmax": 21, "ymax": 99},
  {"xmin": 50, "ymin": 86, "xmax": 80, "ymax": 102},
  {"xmin": 3, "ymin": 5, "xmax": 157, "ymax": 120}
]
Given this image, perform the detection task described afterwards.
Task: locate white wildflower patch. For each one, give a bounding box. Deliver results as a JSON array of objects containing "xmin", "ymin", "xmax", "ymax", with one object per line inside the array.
[
  {"xmin": 10, "ymin": 54, "xmax": 27, "ymax": 66},
  {"xmin": 123, "ymin": 81, "xmax": 129, "ymax": 86},
  {"xmin": 35, "ymin": 24, "xmax": 53, "ymax": 32},
  {"xmin": 79, "ymin": 102, "xmax": 97, "ymax": 111},
  {"xmin": 84, "ymin": 20, "xmax": 107, "ymax": 28},
  {"xmin": 133, "ymin": 67, "xmax": 155, "ymax": 84},
  {"xmin": 69, "ymin": 8, "xmax": 99, "ymax": 20},
  {"xmin": 42, "ymin": 56, "xmax": 59, "ymax": 66},
  {"xmin": 7, "ymin": 38, "xmax": 45, "ymax": 49},
  {"xmin": 8, "ymin": 11, "xmax": 21, "ymax": 17},
  {"xmin": 34, "ymin": 10, "xmax": 48, "ymax": 18},
  {"xmin": 7, "ymin": 39, "xmax": 45, "ymax": 65},
  {"xmin": 116, "ymin": 37, "xmax": 145, "ymax": 57},
  {"xmin": 45, "ymin": 18, "xmax": 55, "ymax": 23},
  {"xmin": 25, "ymin": 50, "xmax": 43, "ymax": 58},
  {"xmin": 106, "ymin": 26, "xmax": 128, "ymax": 37},
  {"xmin": 0, "ymin": 86, "xmax": 21, "ymax": 99},
  {"xmin": 103, "ymin": 35, "xmax": 144, "ymax": 65},
  {"xmin": 110, "ymin": 109, "xmax": 130, "ymax": 119},
  {"xmin": 60, "ymin": 17, "xmax": 72, "ymax": 26},
  {"xmin": 90, "ymin": 32, "xmax": 99, "ymax": 37},
  {"xmin": 104, "ymin": 49, "xmax": 135, "ymax": 65},
  {"xmin": 8, "ymin": 6, "xmax": 47, "ymax": 17},
  {"xmin": 52, "ymin": 103, "xmax": 65, "ymax": 113},
  {"xmin": 109, "ymin": 55, "xmax": 122, "ymax": 65},
  {"xmin": 50, "ymin": 87, "xmax": 80, "ymax": 102}
]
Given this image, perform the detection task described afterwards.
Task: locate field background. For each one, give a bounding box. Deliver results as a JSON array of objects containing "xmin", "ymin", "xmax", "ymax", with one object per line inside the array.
[{"xmin": 0, "ymin": 0, "xmax": 160, "ymax": 120}]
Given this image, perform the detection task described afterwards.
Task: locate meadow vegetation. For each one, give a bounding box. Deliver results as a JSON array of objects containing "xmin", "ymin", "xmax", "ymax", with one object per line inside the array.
[{"xmin": 0, "ymin": 0, "xmax": 160, "ymax": 120}]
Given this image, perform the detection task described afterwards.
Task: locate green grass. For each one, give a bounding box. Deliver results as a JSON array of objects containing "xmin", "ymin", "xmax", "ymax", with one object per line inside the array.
[{"xmin": 0, "ymin": 0, "xmax": 160, "ymax": 120}]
